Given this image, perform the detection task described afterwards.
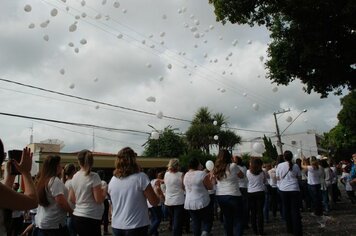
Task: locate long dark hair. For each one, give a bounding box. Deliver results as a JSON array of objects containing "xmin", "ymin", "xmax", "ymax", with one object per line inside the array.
[
  {"xmin": 249, "ymin": 157, "xmax": 263, "ymax": 175},
  {"xmin": 77, "ymin": 149, "xmax": 93, "ymax": 176},
  {"xmin": 62, "ymin": 163, "xmax": 76, "ymax": 183},
  {"xmin": 36, "ymin": 155, "xmax": 61, "ymax": 207},
  {"xmin": 214, "ymin": 150, "xmax": 232, "ymax": 180},
  {"xmin": 284, "ymin": 150, "xmax": 293, "ymax": 170},
  {"xmin": 114, "ymin": 147, "xmax": 139, "ymax": 178}
]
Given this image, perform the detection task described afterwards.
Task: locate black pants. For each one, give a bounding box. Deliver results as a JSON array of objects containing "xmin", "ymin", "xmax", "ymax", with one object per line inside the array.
[
  {"xmin": 73, "ymin": 215, "xmax": 102, "ymax": 236},
  {"xmin": 37, "ymin": 226, "xmax": 69, "ymax": 236},
  {"xmin": 280, "ymin": 191, "xmax": 303, "ymax": 236},
  {"xmin": 248, "ymin": 191, "xmax": 265, "ymax": 235}
]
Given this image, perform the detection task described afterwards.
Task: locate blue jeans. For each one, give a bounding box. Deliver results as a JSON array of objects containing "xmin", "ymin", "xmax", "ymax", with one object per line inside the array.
[
  {"xmin": 308, "ymin": 184, "xmax": 323, "ymax": 216},
  {"xmin": 263, "ymin": 186, "xmax": 271, "ymax": 222},
  {"xmin": 189, "ymin": 205, "xmax": 211, "ymax": 236},
  {"xmin": 66, "ymin": 216, "xmax": 76, "ymax": 236},
  {"xmin": 239, "ymin": 188, "xmax": 249, "ymax": 228},
  {"xmin": 166, "ymin": 205, "xmax": 184, "ymax": 236},
  {"xmin": 216, "ymin": 195, "xmax": 243, "ymax": 236},
  {"xmin": 321, "ymin": 190, "xmax": 330, "ymax": 212},
  {"xmin": 112, "ymin": 225, "xmax": 148, "ymax": 236},
  {"xmin": 248, "ymin": 191, "xmax": 265, "ymax": 235},
  {"xmin": 149, "ymin": 206, "xmax": 162, "ymax": 236},
  {"xmin": 280, "ymin": 191, "xmax": 303, "ymax": 236}
]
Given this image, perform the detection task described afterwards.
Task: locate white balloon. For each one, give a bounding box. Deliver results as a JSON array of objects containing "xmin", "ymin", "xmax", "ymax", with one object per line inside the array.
[
  {"xmin": 50, "ymin": 9, "xmax": 58, "ymax": 17},
  {"xmin": 158, "ymin": 76, "xmax": 164, "ymax": 81},
  {"xmin": 102, "ymin": 0, "xmax": 107, "ymax": 5},
  {"xmin": 286, "ymin": 116, "xmax": 293, "ymax": 122},
  {"xmin": 190, "ymin": 26, "xmax": 198, "ymax": 32},
  {"xmin": 95, "ymin": 14, "xmax": 102, "ymax": 20},
  {"xmin": 221, "ymin": 88, "xmax": 226, "ymax": 93},
  {"xmin": 204, "ymin": 53, "xmax": 208, "ymax": 58},
  {"xmin": 146, "ymin": 63, "xmax": 152, "ymax": 68},
  {"xmin": 232, "ymin": 39, "xmax": 238, "ymax": 46},
  {"xmin": 162, "ymin": 14, "xmax": 167, "ymax": 19},
  {"xmin": 75, "ymin": 15, "xmax": 80, "ymax": 20},
  {"xmin": 219, "ymin": 36, "xmax": 223, "ymax": 40},
  {"xmin": 146, "ymin": 96, "xmax": 156, "ymax": 102},
  {"xmin": 59, "ymin": 68, "xmax": 65, "ymax": 75},
  {"xmin": 28, "ymin": 23, "xmax": 35, "ymax": 29},
  {"xmin": 160, "ymin": 41, "xmax": 164, "ymax": 45},
  {"xmin": 247, "ymin": 40, "xmax": 252, "ymax": 44},
  {"xmin": 194, "ymin": 19, "xmax": 200, "ymax": 25},
  {"xmin": 81, "ymin": 12, "xmax": 87, "ymax": 18},
  {"xmin": 272, "ymin": 87, "xmax": 278, "ymax": 92},
  {"xmin": 68, "ymin": 42, "xmax": 74, "ymax": 47},
  {"xmin": 43, "ymin": 35, "xmax": 49, "ymax": 41},
  {"xmin": 113, "ymin": 1, "xmax": 120, "ymax": 8},
  {"xmin": 193, "ymin": 32, "xmax": 200, "ymax": 38},
  {"xmin": 40, "ymin": 20, "xmax": 50, "ymax": 28},
  {"xmin": 142, "ymin": 40, "xmax": 146, "ymax": 44},
  {"xmin": 81, "ymin": 0, "xmax": 86, "ymax": 6},
  {"xmin": 209, "ymin": 25, "xmax": 214, "ymax": 30},
  {"xmin": 74, "ymin": 47, "xmax": 79, "ymax": 53},
  {"xmin": 122, "ymin": 9, "xmax": 127, "ymax": 13},
  {"xmin": 95, "ymin": 105, "xmax": 100, "ymax": 109},
  {"xmin": 214, "ymin": 59, "xmax": 218, "ymax": 63},
  {"xmin": 94, "ymin": 78, "xmax": 99, "ymax": 82},
  {"xmin": 297, "ymin": 148, "xmax": 301, "ymax": 153},
  {"xmin": 205, "ymin": 160, "xmax": 214, "ymax": 171},
  {"xmin": 203, "ymin": 39, "xmax": 208, "ymax": 43},
  {"xmin": 213, "ymin": 120, "xmax": 218, "ymax": 125},
  {"xmin": 69, "ymin": 24, "xmax": 77, "ymax": 32},
  {"xmin": 24, "ymin": 5, "xmax": 32, "ymax": 12},
  {"xmin": 117, "ymin": 34, "xmax": 123, "ymax": 39},
  {"xmin": 167, "ymin": 64, "xmax": 172, "ymax": 69},
  {"xmin": 160, "ymin": 32, "xmax": 165, "ymax": 37},
  {"xmin": 151, "ymin": 131, "xmax": 159, "ymax": 140},
  {"xmin": 259, "ymin": 56, "xmax": 264, "ymax": 62},
  {"xmin": 252, "ymin": 103, "xmax": 259, "ymax": 111},
  {"xmin": 177, "ymin": 8, "xmax": 182, "ymax": 14},
  {"xmin": 214, "ymin": 135, "xmax": 219, "ymax": 141},
  {"xmin": 80, "ymin": 39, "xmax": 87, "ymax": 45},
  {"xmin": 150, "ymin": 44, "xmax": 155, "ymax": 48},
  {"xmin": 252, "ymin": 142, "xmax": 265, "ymax": 154},
  {"xmin": 156, "ymin": 111, "xmax": 163, "ymax": 119},
  {"xmin": 243, "ymin": 92, "xmax": 247, "ymax": 97},
  {"xmin": 69, "ymin": 83, "xmax": 75, "ymax": 89}
]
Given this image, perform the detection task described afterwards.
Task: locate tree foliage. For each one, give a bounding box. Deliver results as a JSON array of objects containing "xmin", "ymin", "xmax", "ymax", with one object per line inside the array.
[
  {"xmin": 185, "ymin": 107, "xmax": 241, "ymax": 153},
  {"xmin": 179, "ymin": 149, "xmax": 215, "ymax": 170},
  {"xmin": 262, "ymin": 135, "xmax": 278, "ymax": 163},
  {"xmin": 208, "ymin": 0, "xmax": 356, "ymax": 97},
  {"xmin": 321, "ymin": 90, "xmax": 356, "ymax": 160},
  {"xmin": 143, "ymin": 126, "xmax": 187, "ymax": 157}
]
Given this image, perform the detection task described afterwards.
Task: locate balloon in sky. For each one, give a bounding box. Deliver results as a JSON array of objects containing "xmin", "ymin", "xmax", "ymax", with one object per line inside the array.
[
  {"xmin": 146, "ymin": 96, "xmax": 156, "ymax": 102},
  {"xmin": 146, "ymin": 63, "xmax": 152, "ymax": 68},
  {"xmin": 205, "ymin": 160, "xmax": 214, "ymax": 171},
  {"xmin": 158, "ymin": 76, "xmax": 164, "ymax": 81},
  {"xmin": 214, "ymin": 135, "xmax": 219, "ymax": 141},
  {"xmin": 50, "ymin": 9, "xmax": 58, "ymax": 17},
  {"xmin": 252, "ymin": 142, "xmax": 265, "ymax": 154},
  {"xmin": 252, "ymin": 103, "xmax": 259, "ymax": 111},
  {"xmin": 286, "ymin": 116, "xmax": 293, "ymax": 122},
  {"xmin": 59, "ymin": 68, "xmax": 65, "ymax": 75},
  {"xmin": 28, "ymin": 23, "xmax": 35, "ymax": 29},
  {"xmin": 272, "ymin": 87, "xmax": 278, "ymax": 92},
  {"xmin": 160, "ymin": 32, "xmax": 165, "ymax": 37},
  {"xmin": 122, "ymin": 9, "xmax": 127, "ymax": 13},
  {"xmin": 69, "ymin": 23, "xmax": 77, "ymax": 32},
  {"xmin": 95, "ymin": 14, "xmax": 102, "ymax": 19},
  {"xmin": 43, "ymin": 35, "xmax": 49, "ymax": 41},
  {"xmin": 81, "ymin": 0, "xmax": 86, "ymax": 7},
  {"xmin": 151, "ymin": 131, "xmax": 159, "ymax": 140},
  {"xmin": 24, "ymin": 5, "xmax": 32, "ymax": 12},
  {"xmin": 243, "ymin": 92, "xmax": 247, "ymax": 97},
  {"xmin": 162, "ymin": 14, "xmax": 167, "ymax": 19},
  {"xmin": 167, "ymin": 64, "xmax": 172, "ymax": 69},
  {"xmin": 156, "ymin": 111, "xmax": 163, "ymax": 119},
  {"xmin": 40, "ymin": 20, "xmax": 50, "ymax": 28},
  {"xmin": 209, "ymin": 25, "xmax": 214, "ymax": 30},
  {"xmin": 113, "ymin": 1, "xmax": 120, "ymax": 8},
  {"xmin": 81, "ymin": 12, "xmax": 87, "ymax": 18},
  {"xmin": 213, "ymin": 120, "xmax": 218, "ymax": 125},
  {"xmin": 68, "ymin": 42, "xmax": 74, "ymax": 47},
  {"xmin": 247, "ymin": 40, "xmax": 252, "ymax": 44},
  {"xmin": 69, "ymin": 83, "xmax": 75, "ymax": 89},
  {"xmin": 259, "ymin": 56, "xmax": 264, "ymax": 62},
  {"xmin": 80, "ymin": 39, "xmax": 87, "ymax": 45},
  {"xmin": 74, "ymin": 48, "xmax": 79, "ymax": 53}
]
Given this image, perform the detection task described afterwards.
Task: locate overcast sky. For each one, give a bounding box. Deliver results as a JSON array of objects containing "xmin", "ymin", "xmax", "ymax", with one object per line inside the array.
[{"xmin": 0, "ymin": 0, "xmax": 345, "ymax": 155}]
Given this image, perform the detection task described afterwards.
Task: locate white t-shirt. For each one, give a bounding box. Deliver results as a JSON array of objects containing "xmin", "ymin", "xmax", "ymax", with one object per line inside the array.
[
  {"xmin": 64, "ymin": 179, "xmax": 75, "ymax": 210},
  {"xmin": 237, "ymin": 165, "xmax": 248, "ymax": 188},
  {"xmin": 71, "ymin": 170, "xmax": 103, "ymax": 220},
  {"xmin": 108, "ymin": 172, "xmax": 150, "ymax": 230},
  {"xmin": 35, "ymin": 177, "xmax": 68, "ymax": 229},
  {"xmin": 183, "ymin": 170, "xmax": 210, "ymax": 210},
  {"xmin": 215, "ymin": 163, "xmax": 242, "ymax": 196},
  {"xmin": 341, "ymin": 172, "xmax": 352, "ymax": 191},
  {"xmin": 147, "ymin": 179, "xmax": 162, "ymax": 208},
  {"xmin": 164, "ymin": 171, "xmax": 185, "ymax": 206},
  {"xmin": 275, "ymin": 162, "xmax": 301, "ymax": 192},
  {"xmin": 306, "ymin": 166, "xmax": 322, "ymax": 185},
  {"xmin": 268, "ymin": 168, "xmax": 277, "ymax": 188},
  {"xmin": 246, "ymin": 170, "xmax": 266, "ymax": 193}
]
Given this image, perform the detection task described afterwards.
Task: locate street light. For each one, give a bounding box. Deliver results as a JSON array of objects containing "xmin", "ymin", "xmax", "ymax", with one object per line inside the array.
[{"xmin": 273, "ymin": 109, "xmax": 307, "ymax": 154}]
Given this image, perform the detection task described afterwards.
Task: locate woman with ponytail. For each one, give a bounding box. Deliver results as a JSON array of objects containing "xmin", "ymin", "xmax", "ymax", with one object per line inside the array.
[
  {"xmin": 276, "ymin": 150, "xmax": 302, "ymax": 236},
  {"xmin": 69, "ymin": 150, "xmax": 107, "ymax": 236},
  {"xmin": 35, "ymin": 155, "xmax": 73, "ymax": 236}
]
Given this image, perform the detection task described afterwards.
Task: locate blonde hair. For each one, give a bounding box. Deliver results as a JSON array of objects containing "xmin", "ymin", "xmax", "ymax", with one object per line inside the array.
[{"xmin": 167, "ymin": 158, "xmax": 179, "ymax": 172}]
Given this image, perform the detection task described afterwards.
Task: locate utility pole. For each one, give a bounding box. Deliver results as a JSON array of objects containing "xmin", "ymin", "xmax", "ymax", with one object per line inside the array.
[{"xmin": 273, "ymin": 109, "xmax": 290, "ymax": 154}]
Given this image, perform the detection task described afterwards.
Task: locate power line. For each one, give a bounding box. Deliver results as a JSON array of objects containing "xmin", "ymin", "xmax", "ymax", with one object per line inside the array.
[{"xmin": 0, "ymin": 111, "xmax": 149, "ymax": 135}]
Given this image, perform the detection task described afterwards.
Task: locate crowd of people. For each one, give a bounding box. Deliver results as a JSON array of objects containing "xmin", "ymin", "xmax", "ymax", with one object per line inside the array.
[{"xmin": 1, "ymin": 137, "xmax": 356, "ymax": 236}]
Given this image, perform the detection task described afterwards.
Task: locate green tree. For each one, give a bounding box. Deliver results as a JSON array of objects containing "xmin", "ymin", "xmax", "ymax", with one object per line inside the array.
[
  {"xmin": 262, "ymin": 135, "xmax": 278, "ymax": 163},
  {"xmin": 208, "ymin": 0, "xmax": 356, "ymax": 97},
  {"xmin": 321, "ymin": 91, "xmax": 356, "ymax": 160},
  {"xmin": 218, "ymin": 130, "xmax": 241, "ymax": 151},
  {"xmin": 179, "ymin": 149, "xmax": 215, "ymax": 170},
  {"xmin": 143, "ymin": 126, "xmax": 187, "ymax": 157}
]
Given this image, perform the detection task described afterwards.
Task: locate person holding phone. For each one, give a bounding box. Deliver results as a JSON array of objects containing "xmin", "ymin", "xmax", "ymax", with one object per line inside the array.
[{"xmin": 0, "ymin": 139, "xmax": 38, "ymax": 235}]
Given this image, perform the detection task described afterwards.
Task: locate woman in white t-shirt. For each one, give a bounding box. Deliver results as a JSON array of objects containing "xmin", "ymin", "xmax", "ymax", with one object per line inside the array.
[
  {"xmin": 63, "ymin": 163, "xmax": 77, "ymax": 236},
  {"xmin": 164, "ymin": 158, "xmax": 185, "ymax": 236},
  {"xmin": 69, "ymin": 150, "xmax": 107, "ymax": 236},
  {"xmin": 35, "ymin": 155, "xmax": 73, "ymax": 235},
  {"xmin": 301, "ymin": 156, "xmax": 323, "ymax": 216},
  {"xmin": 109, "ymin": 147, "xmax": 159, "ymax": 236},
  {"xmin": 213, "ymin": 150, "xmax": 244, "ymax": 236},
  {"xmin": 246, "ymin": 157, "xmax": 266, "ymax": 236},
  {"xmin": 276, "ymin": 151, "xmax": 302, "ymax": 236},
  {"xmin": 183, "ymin": 157, "xmax": 213, "ymax": 236}
]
